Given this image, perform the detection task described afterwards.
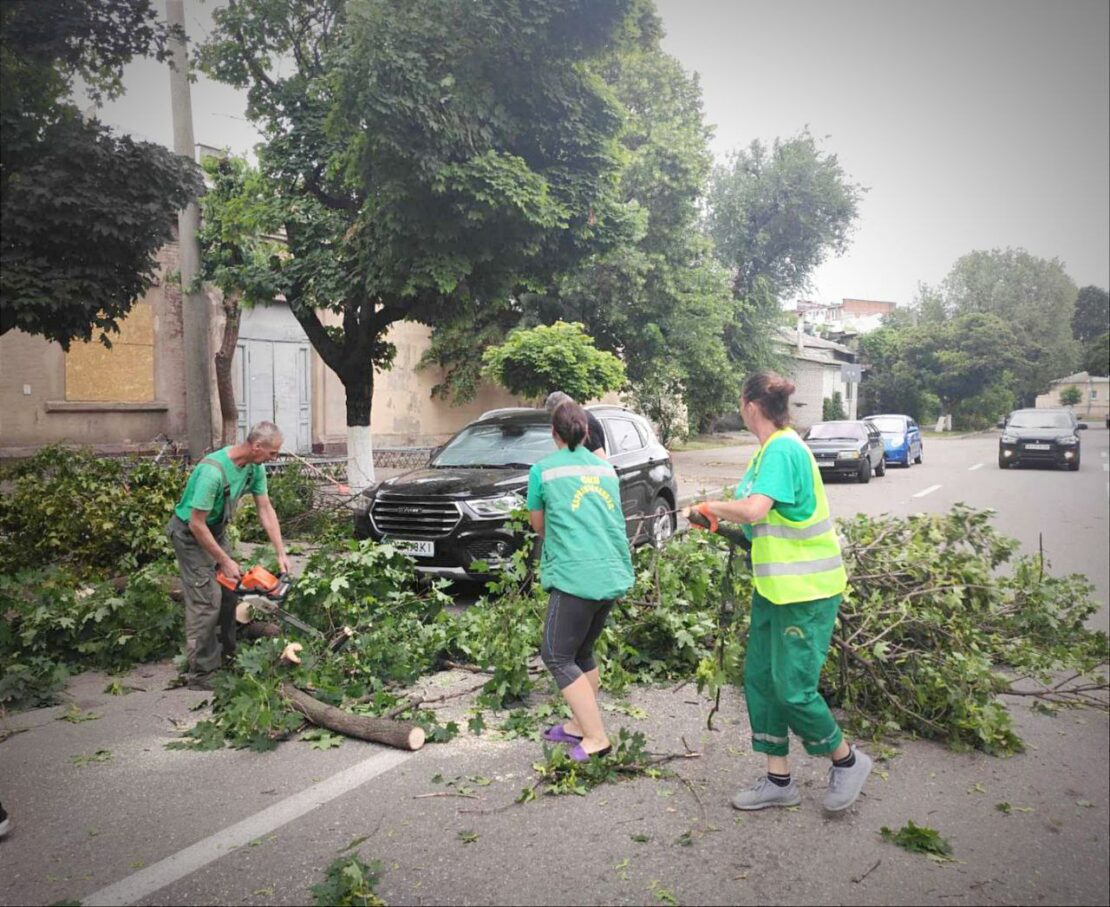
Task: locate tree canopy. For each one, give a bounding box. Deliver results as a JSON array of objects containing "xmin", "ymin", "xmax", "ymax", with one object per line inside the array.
[
  {"xmin": 481, "ymin": 321, "xmax": 626, "ymax": 402},
  {"xmin": 0, "ymin": 0, "xmax": 202, "ymax": 347},
  {"xmin": 939, "ymin": 248, "xmax": 1080, "ymax": 400},
  {"xmin": 200, "ymin": 0, "xmax": 642, "ymax": 485}
]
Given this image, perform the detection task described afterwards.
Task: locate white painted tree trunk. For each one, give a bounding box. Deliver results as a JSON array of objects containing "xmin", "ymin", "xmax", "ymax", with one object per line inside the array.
[{"xmin": 347, "ymin": 424, "xmax": 376, "ymax": 493}]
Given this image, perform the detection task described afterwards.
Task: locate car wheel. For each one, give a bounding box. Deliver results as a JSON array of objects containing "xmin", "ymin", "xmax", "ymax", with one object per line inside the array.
[
  {"xmin": 875, "ymin": 456, "xmax": 886, "ymax": 477},
  {"xmin": 914, "ymin": 446, "xmax": 923, "ymax": 465},
  {"xmin": 858, "ymin": 458, "xmax": 871, "ymax": 483},
  {"xmin": 998, "ymin": 454, "xmax": 1008, "ymax": 469},
  {"xmin": 1068, "ymin": 456, "xmax": 1080, "ymax": 471},
  {"xmin": 648, "ymin": 495, "xmax": 676, "ymax": 546}
]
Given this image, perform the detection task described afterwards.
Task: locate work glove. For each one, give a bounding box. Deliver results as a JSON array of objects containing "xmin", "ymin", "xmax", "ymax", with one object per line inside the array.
[{"xmin": 687, "ymin": 502, "xmax": 719, "ymax": 533}]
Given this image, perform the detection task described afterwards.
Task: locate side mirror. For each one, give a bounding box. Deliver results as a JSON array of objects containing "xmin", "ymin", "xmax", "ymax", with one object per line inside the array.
[
  {"xmin": 1077, "ymin": 423, "xmax": 1088, "ymax": 430},
  {"xmin": 996, "ymin": 419, "xmax": 1006, "ymax": 429}
]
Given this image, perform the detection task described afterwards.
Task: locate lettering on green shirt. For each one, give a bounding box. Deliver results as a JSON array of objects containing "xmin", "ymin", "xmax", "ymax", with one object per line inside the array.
[
  {"xmin": 527, "ymin": 446, "xmax": 634, "ymax": 602},
  {"xmin": 173, "ymin": 447, "xmax": 268, "ymax": 526}
]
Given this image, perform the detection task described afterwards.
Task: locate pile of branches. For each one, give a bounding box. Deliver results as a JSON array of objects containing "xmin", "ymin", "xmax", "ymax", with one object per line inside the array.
[{"xmin": 829, "ymin": 504, "xmax": 1107, "ymax": 753}]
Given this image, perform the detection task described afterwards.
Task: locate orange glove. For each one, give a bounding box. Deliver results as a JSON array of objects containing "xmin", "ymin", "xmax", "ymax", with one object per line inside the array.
[{"xmin": 689, "ymin": 502, "xmax": 719, "ymax": 533}]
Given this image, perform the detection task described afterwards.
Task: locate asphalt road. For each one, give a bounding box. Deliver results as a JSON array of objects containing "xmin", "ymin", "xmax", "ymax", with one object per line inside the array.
[{"xmin": 2, "ymin": 431, "xmax": 1107, "ymax": 906}]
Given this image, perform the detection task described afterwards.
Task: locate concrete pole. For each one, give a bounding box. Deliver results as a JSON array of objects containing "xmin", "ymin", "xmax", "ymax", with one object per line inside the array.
[{"xmin": 166, "ymin": 0, "xmax": 212, "ymax": 460}]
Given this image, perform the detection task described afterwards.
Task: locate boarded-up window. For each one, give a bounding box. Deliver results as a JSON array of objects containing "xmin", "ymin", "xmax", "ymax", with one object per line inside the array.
[{"xmin": 65, "ymin": 302, "xmax": 155, "ymax": 402}]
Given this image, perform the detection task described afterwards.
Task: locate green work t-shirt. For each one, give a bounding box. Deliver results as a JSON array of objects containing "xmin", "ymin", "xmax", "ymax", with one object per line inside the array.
[
  {"xmin": 173, "ymin": 447, "xmax": 268, "ymax": 526},
  {"xmin": 526, "ymin": 445, "xmax": 634, "ymax": 602},
  {"xmin": 734, "ymin": 430, "xmax": 818, "ymax": 527}
]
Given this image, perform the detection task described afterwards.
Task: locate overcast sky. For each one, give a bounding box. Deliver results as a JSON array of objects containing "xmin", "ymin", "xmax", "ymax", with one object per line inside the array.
[{"xmin": 88, "ymin": 0, "xmax": 1109, "ymax": 308}]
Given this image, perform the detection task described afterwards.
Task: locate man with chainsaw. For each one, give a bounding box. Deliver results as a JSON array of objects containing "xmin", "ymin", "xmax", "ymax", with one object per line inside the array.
[
  {"xmin": 167, "ymin": 421, "xmax": 290, "ymax": 690},
  {"xmin": 686, "ymin": 372, "xmax": 872, "ymax": 815}
]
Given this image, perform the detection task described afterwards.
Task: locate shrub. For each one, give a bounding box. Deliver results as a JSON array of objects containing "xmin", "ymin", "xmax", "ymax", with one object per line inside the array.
[{"xmin": 0, "ymin": 446, "xmax": 185, "ymax": 573}]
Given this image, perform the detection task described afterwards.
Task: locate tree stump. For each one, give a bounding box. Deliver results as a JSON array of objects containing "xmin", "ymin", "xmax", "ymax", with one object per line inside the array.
[{"xmin": 280, "ymin": 683, "xmax": 425, "ymax": 751}]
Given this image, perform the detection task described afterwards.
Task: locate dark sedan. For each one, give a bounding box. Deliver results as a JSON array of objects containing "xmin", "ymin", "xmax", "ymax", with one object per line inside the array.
[
  {"xmin": 998, "ymin": 409, "xmax": 1085, "ymax": 470},
  {"xmin": 803, "ymin": 420, "xmax": 886, "ymax": 483},
  {"xmin": 354, "ymin": 406, "xmax": 678, "ymax": 579}
]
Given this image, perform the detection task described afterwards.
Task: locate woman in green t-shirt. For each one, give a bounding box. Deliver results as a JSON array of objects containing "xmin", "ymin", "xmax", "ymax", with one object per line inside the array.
[
  {"xmin": 687, "ymin": 372, "xmax": 873, "ymax": 815},
  {"xmin": 527, "ymin": 401, "xmax": 634, "ymax": 762}
]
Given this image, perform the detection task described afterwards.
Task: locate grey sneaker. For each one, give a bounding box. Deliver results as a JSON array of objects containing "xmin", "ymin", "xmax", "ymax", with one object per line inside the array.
[
  {"xmin": 731, "ymin": 776, "xmax": 801, "ymax": 811},
  {"xmin": 823, "ymin": 748, "xmax": 873, "ymax": 813}
]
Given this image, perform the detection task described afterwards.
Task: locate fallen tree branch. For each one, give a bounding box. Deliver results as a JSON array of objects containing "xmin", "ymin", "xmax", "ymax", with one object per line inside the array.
[{"xmin": 281, "ymin": 683, "xmax": 425, "ymax": 751}]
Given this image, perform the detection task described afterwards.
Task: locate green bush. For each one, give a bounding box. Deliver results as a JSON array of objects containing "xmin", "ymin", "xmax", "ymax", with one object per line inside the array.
[
  {"xmin": 0, "ymin": 561, "xmax": 182, "ymax": 710},
  {"xmin": 481, "ymin": 320, "xmax": 626, "ymax": 402},
  {"xmin": 822, "ymin": 392, "xmax": 847, "ymax": 421},
  {"xmin": 235, "ymin": 463, "xmax": 346, "ymax": 542},
  {"xmin": 0, "ymin": 446, "xmax": 185, "ymax": 573}
]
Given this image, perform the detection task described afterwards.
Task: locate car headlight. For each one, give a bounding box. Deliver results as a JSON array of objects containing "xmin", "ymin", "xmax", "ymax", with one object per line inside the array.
[
  {"xmin": 837, "ymin": 450, "xmax": 861, "ymax": 460},
  {"xmin": 1059, "ymin": 435, "xmax": 1079, "ymax": 446},
  {"xmin": 1001, "ymin": 433, "xmax": 1017, "ymax": 444},
  {"xmin": 463, "ymin": 493, "xmax": 524, "ymax": 520}
]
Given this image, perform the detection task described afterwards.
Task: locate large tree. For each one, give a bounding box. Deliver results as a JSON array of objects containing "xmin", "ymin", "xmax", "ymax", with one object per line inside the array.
[
  {"xmin": 0, "ymin": 0, "xmax": 202, "ymax": 346},
  {"xmin": 705, "ymin": 130, "xmax": 864, "ymax": 384},
  {"xmin": 200, "ymin": 0, "xmax": 639, "ymax": 489},
  {"xmin": 1072, "ymin": 285, "xmax": 1109, "ymax": 344},
  {"xmin": 422, "ymin": 11, "xmax": 737, "ymax": 432},
  {"xmin": 195, "ymin": 154, "xmax": 286, "ymax": 445},
  {"xmin": 939, "ymin": 248, "xmax": 1080, "ymax": 402}
]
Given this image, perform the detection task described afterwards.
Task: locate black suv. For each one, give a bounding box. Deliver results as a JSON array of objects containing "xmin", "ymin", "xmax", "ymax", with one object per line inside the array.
[
  {"xmin": 998, "ymin": 408, "xmax": 1086, "ymax": 470},
  {"xmin": 354, "ymin": 406, "xmax": 678, "ymax": 579}
]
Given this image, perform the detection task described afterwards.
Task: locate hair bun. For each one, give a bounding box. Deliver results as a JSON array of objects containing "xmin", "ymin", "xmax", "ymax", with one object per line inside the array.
[{"xmin": 768, "ymin": 376, "xmax": 796, "ymax": 396}]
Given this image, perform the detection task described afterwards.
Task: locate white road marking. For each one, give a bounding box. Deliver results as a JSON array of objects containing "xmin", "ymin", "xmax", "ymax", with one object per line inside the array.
[
  {"xmin": 83, "ymin": 747, "xmax": 413, "ymax": 906},
  {"xmin": 968, "ymin": 463, "xmax": 984, "ymax": 471},
  {"xmin": 913, "ymin": 484, "xmax": 943, "ymax": 499}
]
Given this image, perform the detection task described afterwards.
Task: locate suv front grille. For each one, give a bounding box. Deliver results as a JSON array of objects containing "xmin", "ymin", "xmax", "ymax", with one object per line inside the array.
[{"xmin": 371, "ymin": 498, "xmax": 461, "ymax": 539}]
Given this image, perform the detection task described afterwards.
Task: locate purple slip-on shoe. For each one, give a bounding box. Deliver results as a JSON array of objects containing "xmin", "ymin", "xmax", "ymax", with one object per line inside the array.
[
  {"xmin": 569, "ymin": 743, "xmax": 613, "ymax": 763},
  {"xmin": 543, "ymin": 724, "xmax": 583, "ymax": 745}
]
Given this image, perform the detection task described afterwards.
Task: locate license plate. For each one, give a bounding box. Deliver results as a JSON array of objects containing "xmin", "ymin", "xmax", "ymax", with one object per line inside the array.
[
  {"xmin": 1025, "ymin": 443, "xmax": 1051, "ymax": 451},
  {"xmin": 818, "ymin": 460, "xmax": 835, "ymax": 469},
  {"xmin": 388, "ymin": 538, "xmax": 435, "ymax": 557}
]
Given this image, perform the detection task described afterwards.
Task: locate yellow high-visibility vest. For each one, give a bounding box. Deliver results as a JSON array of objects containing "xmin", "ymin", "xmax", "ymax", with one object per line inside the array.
[{"xmin": 747, "ymin": 429, "xmax": 847, "ymax": 604}]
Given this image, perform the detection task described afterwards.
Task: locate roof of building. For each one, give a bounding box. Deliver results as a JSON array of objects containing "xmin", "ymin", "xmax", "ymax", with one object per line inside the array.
[
  {"xmin": 1050, "ymin": 371, "xmax": 1109, "ymax": 385},
  {"xmin": 773, "ymin": 327, "xmax": 856, "ymax": 355}
]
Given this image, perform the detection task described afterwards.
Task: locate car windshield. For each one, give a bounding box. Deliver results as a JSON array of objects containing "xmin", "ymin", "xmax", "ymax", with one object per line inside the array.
[
  {"xmin": 807, "ymin": 422, "xmax": 866, "ymax": 441},
  {"xmin": 868, "ymin": 416, "xmax": 905, "ymax": 434},
  {"xmin": 433, "ymin": 422, "xmax": 555, "ymax": 468},
  {"xmin": 1007, "ymin": 412, "xmax": 1073, "ymax": 430}
]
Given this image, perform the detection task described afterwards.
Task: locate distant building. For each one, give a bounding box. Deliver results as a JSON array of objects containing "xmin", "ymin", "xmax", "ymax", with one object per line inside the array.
[
  {"xmin": 1035, "ymin": 371, "xmax": 1109, "ymax": 422},
  {"xmin": 795, "ymin": 298, "xmax": 898, "ymax": 337},
  {"xmin": 774, "ymin": 327, "xmax": 860, "ymax": 429}
]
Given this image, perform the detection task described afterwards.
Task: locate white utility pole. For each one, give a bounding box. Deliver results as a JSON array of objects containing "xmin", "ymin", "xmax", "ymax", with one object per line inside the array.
[{"xmin": 166, "ymin": 0, "xmax": 212, "ymax": 460}]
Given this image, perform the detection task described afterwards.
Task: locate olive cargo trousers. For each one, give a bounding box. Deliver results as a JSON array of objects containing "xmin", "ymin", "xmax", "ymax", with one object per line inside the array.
[{"xmin": 167, "ymin": 515, "xmax": 237, "ymax": 677}]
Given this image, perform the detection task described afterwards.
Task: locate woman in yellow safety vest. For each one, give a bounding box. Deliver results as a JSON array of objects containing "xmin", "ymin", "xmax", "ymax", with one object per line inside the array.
[{"xmin": 687, "ymin": 372, "xmax": 872, "ymax": 814}]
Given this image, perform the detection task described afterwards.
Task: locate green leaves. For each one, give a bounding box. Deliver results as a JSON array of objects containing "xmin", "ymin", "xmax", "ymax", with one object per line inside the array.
[
  {"xmin": 879, "ymin": 821, "xmax": 954, "ymax": 861},
  {"xmin": 301, "ymin": 729, "xmax": 344, "ymax": 751},
  {"xmin": 310, "ymin": 855, "xmax": 385, "ymax": 907},
  {"xmin": 481, "ymin": 321, "xmax": 627, "ymax": 402}
]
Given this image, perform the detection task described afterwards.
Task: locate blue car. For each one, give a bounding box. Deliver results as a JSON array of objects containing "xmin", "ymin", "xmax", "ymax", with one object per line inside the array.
[{"xmin": 865, "ymin": 414, "xmax": 923, "ymax": 467}]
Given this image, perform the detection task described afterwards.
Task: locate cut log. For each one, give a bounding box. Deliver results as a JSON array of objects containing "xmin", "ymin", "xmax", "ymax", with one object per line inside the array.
[{"xmin": 280, "ymin": 682, "xmax": 425, "ymax": 751}]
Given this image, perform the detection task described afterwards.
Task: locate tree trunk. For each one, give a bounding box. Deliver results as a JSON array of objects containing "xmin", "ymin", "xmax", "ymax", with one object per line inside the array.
[
  {"xmin": 343, "ymin": 370, "xmax": 376, "ymax": 492},
  {"xmin": 281, "ymin": 683, "xmax": 425, "ymax": 751},
  {"xmin": 214, "ymin": 293, "xmax": 242, "ymax": 446}
]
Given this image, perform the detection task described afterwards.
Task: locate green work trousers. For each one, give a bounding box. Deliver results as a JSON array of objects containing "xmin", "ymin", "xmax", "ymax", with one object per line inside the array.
[
  {"xmin": 167, "ymin": 515, "xmax": 237, "ymax": 677},
  {"xmin": 743, "ymin": 589, "xmax": 843, "ymax": 757}
]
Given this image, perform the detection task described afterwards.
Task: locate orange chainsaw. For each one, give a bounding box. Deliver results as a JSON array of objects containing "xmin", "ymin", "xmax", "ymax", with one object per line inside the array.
[{"xmin": 217, "ymin": 565, "xmax": 321, "ymax": 639}]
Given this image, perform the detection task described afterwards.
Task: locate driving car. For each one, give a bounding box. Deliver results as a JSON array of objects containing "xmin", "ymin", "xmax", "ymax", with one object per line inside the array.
[
  {"xmin": 353, "ymin": 406, "xmax": 678, "ymax": 579},
  {"xmin": 998, "ymin": 408, "xmax": 1086, "ymax": 470},
  {"xmin": 802, "ymin": 420, "xmax": 886, "ymax": 483},
  {"xmin": 864, "ymin": 413, "xmax": 923, "ymax": 467}
]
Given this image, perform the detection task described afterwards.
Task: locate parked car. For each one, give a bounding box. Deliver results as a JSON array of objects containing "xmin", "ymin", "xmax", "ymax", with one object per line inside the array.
[
  {"xmin": 353, "ymin": 406, "xmax": 678, "ymax": 579},
  {"xmin": 998, "ymin": 408, "xmax": 1086, "ymax": 470},
  {"xmin": 802, "ymin": 420, "xmax": 886, "ymax": 482},
  {"xmin": 864, "ymin": 413, "xmax": 923, "ymax": 467}
]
